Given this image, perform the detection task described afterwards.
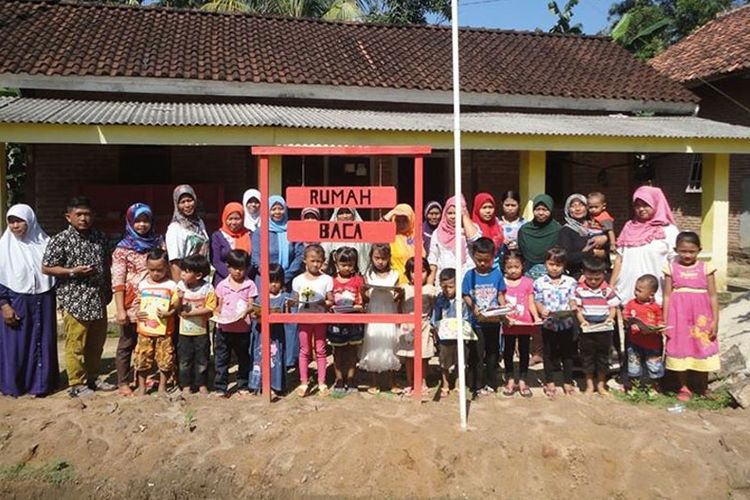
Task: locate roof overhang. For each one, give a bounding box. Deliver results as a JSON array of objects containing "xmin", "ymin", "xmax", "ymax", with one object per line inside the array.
[
  {"xmin": 0, "ymin": 97, "xmax": 748, "ymax": 153},
  {"xmin": 0, "ymin": 73, "xmax": 699, "ymax": 115}
]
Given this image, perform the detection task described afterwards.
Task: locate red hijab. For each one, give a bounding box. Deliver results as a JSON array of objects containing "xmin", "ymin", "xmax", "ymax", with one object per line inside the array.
[
  {"xmin": 471, "ymin": 192, "xmax": 504, "ymax": 253},
  {"xmin": 220, "ymin": 202, "xmax": 251, "ymax": 252},
  {"xmin": 616, "ymin": 186, "xmax": 676, "ymax": 248}
]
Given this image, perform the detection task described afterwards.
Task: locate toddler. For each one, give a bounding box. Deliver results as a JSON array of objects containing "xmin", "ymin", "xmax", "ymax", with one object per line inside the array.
[
  {"xmin": 249, "ymin": 264, "xmax": 288, "ymax": 396},
  {"xmin": 587, "ymin": 192, "xmax": 617, "ymax": 252},
  {"xmin": 623, "ymin": 274, "xmax": 665, "ymax": 391}
]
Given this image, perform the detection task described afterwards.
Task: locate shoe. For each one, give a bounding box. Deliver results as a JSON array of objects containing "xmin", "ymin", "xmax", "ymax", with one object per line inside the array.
[
  {"xmin": 89, "ymin": 379, "xmax": 117, "ymax": 392},
  {"xmin": 68, "ymin": 384, "xmax": 95, "ymax": 398},
  {"xmin": 212, "ymin": 390, "xmax": 229, "ymax": 398},
  {"xmin": 346, "ymin": 386, "xmax": 358, "ymax": 394}
]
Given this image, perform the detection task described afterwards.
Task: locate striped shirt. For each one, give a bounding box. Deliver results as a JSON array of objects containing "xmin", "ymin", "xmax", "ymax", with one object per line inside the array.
[{"xmin": 573, "ymin": 281, "xmax": 619, "ymax": 324}]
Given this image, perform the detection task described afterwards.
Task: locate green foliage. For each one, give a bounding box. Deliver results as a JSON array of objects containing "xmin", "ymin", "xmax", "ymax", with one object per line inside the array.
[
  {"xmin": 548, "ymin": 0, "xmax": 583, "ymax": 34},
  {"xmin": 0, "ymin": 459, "xmax": 76, "ymax": 486},
  {"xmin": 613, "ymin": 381, "xmax": 734, "ymax": 411}
]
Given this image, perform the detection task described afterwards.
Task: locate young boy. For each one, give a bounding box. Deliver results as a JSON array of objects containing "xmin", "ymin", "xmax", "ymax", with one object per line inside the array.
[
  {"xmin": 573, "ymin": 257, "xmax": 619, "ymax": 396},
  {"xmin": 462, "ymin": 237, "xmax": 507, "ymax": 398},
  {"xmin": 134, "ymin": 249, "xmax": 179, "ymax": 396},
  {"xmin": 177, "ymin": 255, "xmax": 216, "ymax": 395},
  {"xmin": 587, "ymin": 192, "xmax": 617, "ymax": 252},
  {"xmin": 432, "ymin": 268, "xmax": 462, "ymax": 397},
  {"xmin": 533, "ymin": 247, "xmax": 578, "ymax": 398},
  {"xmin": 214, "ymin": 249, "xmax": 257, "ymax": 397},
  {"xmin": 623, "ymin": 274, "xmax": 665, "ymax": 391}
]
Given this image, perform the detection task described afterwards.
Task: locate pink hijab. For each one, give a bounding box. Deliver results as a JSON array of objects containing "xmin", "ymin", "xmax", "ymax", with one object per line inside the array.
[
  {"xmin": 435, "ymin": 195, "xmax": 467, "ymax": 249},
  {"xmin": 616, "ymin": 186, "xmax": 676, "ymax": 248}
]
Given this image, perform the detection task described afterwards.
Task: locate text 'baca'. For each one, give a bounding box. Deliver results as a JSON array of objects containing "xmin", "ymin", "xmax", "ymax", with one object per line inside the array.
[
  {"xmin": 287, "ymin": 221, "xmax": 396, "ymax": 243},
  {"xmin": 286, "ymin": 186, "xmax": 396, "ymax": 208}
]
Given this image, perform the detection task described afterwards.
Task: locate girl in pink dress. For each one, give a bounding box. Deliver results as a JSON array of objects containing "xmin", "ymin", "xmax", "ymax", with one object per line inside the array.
[{"xmin": 663, "ymin": 231, "xmax": 720, "ymax": 401}]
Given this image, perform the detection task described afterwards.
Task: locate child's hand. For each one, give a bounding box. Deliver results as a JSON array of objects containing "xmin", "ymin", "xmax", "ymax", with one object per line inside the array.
[
  {"xmin": 176, "ymin": 289, "xmax": 184, "ymax": 299},
  {"xmin": 709, "ymin": 321, "xmax": 718, "ymax": 341},
  {"xmin": 540, "ymin": 307, "xmax": 550, "ymax": 319},
  {"xmin": 579, "ymin": 320, "xmax": 590, "ymax": 328},
  {"xmin": 156, "ymin": 308, "xmax": 171, "ymax": 319},
  {"xmin": 136, "ymin": 311, "xmax": 149, "ymax": 321},
  {"xmin": 473, "ymin": 306, "xmax": 482, "ymax": 318}
]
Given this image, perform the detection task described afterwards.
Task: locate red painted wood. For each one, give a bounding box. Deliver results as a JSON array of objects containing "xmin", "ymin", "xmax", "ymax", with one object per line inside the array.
[
  {"xmin": 259, "ymin": 156, "xmax": 272, "ymax": 401},
  {"xmin": 251, "ymin": 146, "xmax": 432, "ymax": 156},
  {"xmin": 413, "ymin": 155, "xmax": 424, "ymax": 399},
  {"xmin": 286, "ymin": 186, "xmax": 396, "ymax": 209},
  {"xmin": 287, "ymin": 221, "xmax": 396, "ymax": 243},
  {"xmin": 268, "ymin": 313, "xmax": 416, "ymax": 324}
]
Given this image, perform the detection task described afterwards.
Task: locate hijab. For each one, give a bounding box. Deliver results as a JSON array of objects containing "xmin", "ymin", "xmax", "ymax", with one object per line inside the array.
[
  {"xmin": 323, "ymin": 207, "xmax": 370, "ymax": 273},
  {"xmin": 471, "ymin": 192, "xmax": 504, "ymax": 253},
  {"xmin": 268, "ymin": 195, "xmax": 291, "ymax": 269},
  {"xmin": 171, "ymin": 184, "xmax": 204, "ymax": 233},
  {"xmin": 242, "ymin": 189, "xmax": 261, "ymax": 232},
  {"xmin": 220, "ymin": 202, "xmax": 251, "ymax": 253},
  {"xmin": 391, "ymin": 203, "xmax": 416, "ymax": 251},
  {"xmin": 0, "ymin": 204, "xmax": 55, "ymax": 294},
  {"xmin": 617, "ymin": 186, "xmax": 676, "ymax": 248},
  {"xmin": 518, "ymin": 194, "xmax": 562, "ymax": 264},
  {"xmin": 301, "ymin": 207, "xmax": 321, "ymax": 220},
  {"xmin": 563, "ymin": 193, "xmax": 590, "ymax": 237},
  {"xmin": 422, "ymin": 200, "xmax": 442, "ymax": 249},
  {"xmin": 434, "ymin": 195, "xmax": 468, "ymax": 249},
  {"xmin": 116, "ymin": 203, "xmax": 163, "ymax": 253}
]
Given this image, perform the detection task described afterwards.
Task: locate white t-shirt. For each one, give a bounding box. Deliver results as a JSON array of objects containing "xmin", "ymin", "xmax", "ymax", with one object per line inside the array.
[
  {"xmin": 292, "ymin": 273, "xmax": 333, "ymax": 312},
  {"xmin": 428, "ymin": 224, "xmax": 481, "ymax": 281},
  {"xmin": 176, "ymin": 280, "xmax": 216, "ymax": 336},
  {"xmin": 165, "ymin": 222, "xmax": 209, "ymax": 261}
]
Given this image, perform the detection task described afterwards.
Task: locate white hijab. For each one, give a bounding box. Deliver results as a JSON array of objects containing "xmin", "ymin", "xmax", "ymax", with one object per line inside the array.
[
  {"xmin": 242, "ymin": 189, "xmax": 261, "ymax": 232},
  {"xmin": 322, "ymin": 207, "xmax": 371, "ymax": 274},
  {"xmin": 0, "ymin": 204, "xmax": 55, "ymax": 294}
]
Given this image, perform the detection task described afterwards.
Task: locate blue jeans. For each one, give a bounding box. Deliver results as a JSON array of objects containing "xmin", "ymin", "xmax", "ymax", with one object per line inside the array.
[{"xmin": 249, "ymin": 326, "xmax": 286, "ymax": 393}]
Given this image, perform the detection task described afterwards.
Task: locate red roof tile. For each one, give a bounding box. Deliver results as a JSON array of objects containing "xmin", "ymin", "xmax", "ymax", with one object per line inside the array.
[
  {"xmin": 0, "ymin": 0, "xmax": 696, "ymax": 104},
  {"xmin": 651, "ymin": 4, "xmax": 750, "ymax": 83}
]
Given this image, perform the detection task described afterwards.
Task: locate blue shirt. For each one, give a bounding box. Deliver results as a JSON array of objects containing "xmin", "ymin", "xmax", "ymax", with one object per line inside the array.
[{"xmin": 462, "ymin": 268, "xmax": 507, "ymax": 325}]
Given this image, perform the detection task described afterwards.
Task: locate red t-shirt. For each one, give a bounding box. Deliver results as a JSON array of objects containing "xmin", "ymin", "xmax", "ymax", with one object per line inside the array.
[
  {"xmin": 332, "ymin": 275, "xmax": 364, "ymax": 307},
  {"xmin": 623, "ymin": 298, "xmax": 663, "ymax": 350}
]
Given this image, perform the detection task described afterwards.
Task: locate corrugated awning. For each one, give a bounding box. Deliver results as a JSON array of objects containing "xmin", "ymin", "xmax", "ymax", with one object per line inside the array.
[{"xmin": 1, "ymin": 96, "xmax": 750, "ymax": 140}]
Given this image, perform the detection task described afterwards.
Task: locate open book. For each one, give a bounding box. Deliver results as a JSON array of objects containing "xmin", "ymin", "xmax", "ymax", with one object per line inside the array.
[
  {"xmin": 626, "ymin": 317, "xmax": 669, "ymax": 333},
  {"xmin": 580, "ymin": 322, "xmax": 615, "ymax": 334}
]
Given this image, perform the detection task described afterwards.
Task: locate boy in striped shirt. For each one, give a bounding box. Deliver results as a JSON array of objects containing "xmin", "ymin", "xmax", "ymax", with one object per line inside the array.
[{"xmin": 573, "ymin": 257, "xmax": 620, "ymax": 396}]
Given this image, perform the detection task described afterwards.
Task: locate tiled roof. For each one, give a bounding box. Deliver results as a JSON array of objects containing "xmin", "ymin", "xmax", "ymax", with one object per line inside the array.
[
  {"xmin": 651, "ymin": 4, "xmax": 750, "ymax": 83},
  {"xmin": 0, "ymin": 0, "xmax": 697, "ymax": 104}
]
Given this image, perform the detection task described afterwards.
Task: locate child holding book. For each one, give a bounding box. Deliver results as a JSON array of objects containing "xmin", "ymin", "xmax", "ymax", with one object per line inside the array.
[{"xmin": 623, "ymin": 274, "xmax": 665, "ymax": 391}]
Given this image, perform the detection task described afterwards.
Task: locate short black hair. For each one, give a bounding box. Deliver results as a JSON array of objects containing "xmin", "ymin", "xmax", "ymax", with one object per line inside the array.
[
  {"xmin": 329, "ymin": 246, "xmax": 359, "ymax": 275},
  {"xmin": 587, "ymin": 191, "xmax": 607, "ymax": 203},
  {"xmin": 503, "ymin": 250, "xmax": 524, "ymax": 267},
  {"xmin": 545, "ymin": 246, "xmax": 567, "ymax": 264},
  {"xmin": 180, "ymin": 254, "xmax": 210, "ymax": 276},
  {"xmin": 66, "ymin": 196, "xmax": 92, "ymax": 212},
  {"xmin": 226, "ymin": 249, "xmax": 250, "ymax": 269},
  {"xmin": 439, "ymin": 267, "xmax": 456, "ymax": 282},
  {"xmin": 147, "ymin": 248, "xmax": 168, "ymax": 263},
  {"xmin": 676, "ymin": 231, "xmax": 701, "ymax": 248},
  {"xmin": 405, "ymin": 256, "xmax": 429, "ymax": 283},
  {"xmin": 636, "ymin": 274, "xmax": 659, "ymax": 293},
  {"xmin": 471, "ymin": 237, "xmax": 495, "ymax": 256},
  {"xmin": 304, "ymin": 244, "xmax": 325, "ymax": 259},
  {"xmin": 582, "ymin": 256, "xmax": 607, "ymax": 273},
  {"xmin": 268, "ymin": 263, "xmax": 285, "ymax": 285},
  {"xmin": 500, "ymin": 190, "xmax": 520, "ymax": 204}
]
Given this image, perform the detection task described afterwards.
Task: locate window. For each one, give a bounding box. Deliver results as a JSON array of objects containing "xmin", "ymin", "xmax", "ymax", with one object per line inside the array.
[{"xmin": 686, "ymin": 154, "xmax": 702, "ymax": 193}]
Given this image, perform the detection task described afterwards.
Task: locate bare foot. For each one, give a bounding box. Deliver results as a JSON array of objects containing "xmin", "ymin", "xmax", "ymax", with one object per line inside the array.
[
  {"xmin": 584, "ymin": 386, "xmax": 595, "ymax": 396},
  {"xmin": 563, "ymin": 383, "xmax": 576, "ymax": 396},
  {"xmin": 136, "ymin": 386, "xmax": 146, "ymax": 397},
  {"xmin": 544, "ymin": 383, "xmax": 557, "ymax": 399},
  {"xmin": 118, "ymin": 385, "xmax": 134, "ymax": 397},
  {"xmin": 182, "ymin": 387, "xmax": 192, "ymax": 396},
  {"xmin": 157, "ymin": 388, "xmax": 167, "ymax": 397},
  {"xmin": 198, "ymin": 386, "xmax": 209, "ymax": 396},
  {"xmin": 597, "ymin": 383, "xmax": 611, "ymax": 397}
]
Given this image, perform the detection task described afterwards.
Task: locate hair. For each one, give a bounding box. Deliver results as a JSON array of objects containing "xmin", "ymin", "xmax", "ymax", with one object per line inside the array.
[
  {"xmin": 368, "ymin": 243, "xmax": 392, "ymax": 273},
  {"xmin": 439, "ymin": 267, "xmax": 456, "ymax": 282},
  {"xmin": 587, "ymin": 191, "xmax": 607, "ymax": 204},
  {"xmin": 147, "ymin": 248, "xmax": 168, "ymax": 264},
  {"xmin": 582, "ymin": 256, "xmax": 607, "ymax": 273},
  {"xmin": 405, "ymin": 256, "xmax": 430, "ymax": 284},
  {"xmin": 545, "ymin": 246, "xmax": 567, "ymax": 264},
  {"xmin": 180, "ymin": 254, "xmax": 210, "ymax": 276},
  {"xmin": 304, "ymin": 243, "xmax": 325, "ymax": 260},
  {"xmin": 503, "ymin": 250, "xmax": 524, "ymax": 267},
  {"xmin": 66, "ymin": 196, "xmax": 92, "ymax": 212},
  {"xmin": 329, "ymin": 246, "xmax": 359, "ymax": 275},
  {"xmin": 268, "ymin": 263, "xmax": 285, "ymax": 285},
  {"xmin": 676, "ymin": 231, "xmax": 701, "ymax": 248},
  {"xmin": 500, "ymin": 190, "xmax": 521, "ymax": 204},
  {"xmin": 636, "ymin": 274, "xmax": 659, "ymax": 293},
  {"xmin": 471, "ymin": 237, "xmax": 495, "ymax": 256},
  {"xmin": 226, "ymin": 249, "xmax": 250, "ymax": 269}
]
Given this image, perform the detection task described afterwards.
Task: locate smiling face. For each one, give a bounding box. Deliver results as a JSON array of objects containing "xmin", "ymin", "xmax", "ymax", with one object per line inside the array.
[
  {"xmin": 132, "ymin": 213, "xmax": 152, "ymax": 236},
  {"xmin": 7, "ymin": 215, "xmax": 27, "ymax": 238},
  {"xmin": 270, "ymin": 203, "xmax": 285, "ymax": 222},
  {"xmin": 479, "ymin": 202, "xmax": 495, "ymax": 222},
  {"xmin": 246, "ymin": 197, "xmax": 260, "ymax": 216},
  {"xmin": 568, "ymin": 199, "xmax": 588, "ymax": 220},
  {"xmin": 225, "ymin": 211, "xmax": 243, "ymax": 232},
  {"xmin": 633, "ymin": 199, "xmax": 655, "ymax": 222},
  {"xmin": 426, "ymin": 207, "xmax": 441, "ymax": 227},
  {"xmin": 178, "ymin": 194, "xmax": 196, "ymax": 217}
]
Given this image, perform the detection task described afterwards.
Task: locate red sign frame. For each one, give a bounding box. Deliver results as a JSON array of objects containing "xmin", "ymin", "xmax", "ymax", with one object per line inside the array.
[{"xmin": 287, "ymin": 221, "xmax": 396, "ymax": 243}]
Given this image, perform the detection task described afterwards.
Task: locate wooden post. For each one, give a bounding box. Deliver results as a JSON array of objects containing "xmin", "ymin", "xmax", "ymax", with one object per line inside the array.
[
  {"xmin": 413, "ymin": 155, "xmax": 424, "ymax": 399},
  {"xmin": 259, "ymin": 155, "xmax": 272, "ymax": 400},
  {"xmin": 519, "ymin": 151, "xmax": 546, "ymax": 220},
  {"xmin": 701, "ymin": 153, "xmax": 730, "ymax": 291},
  {"xmin": 0, "ymin": 143, "xmax": 7, "ymax": 231}
]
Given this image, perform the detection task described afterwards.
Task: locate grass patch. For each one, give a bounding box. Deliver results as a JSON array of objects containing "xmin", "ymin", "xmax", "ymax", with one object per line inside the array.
[
  {"xmin": 0, "ymin": 459, "xmax": 76, "ymax": 485},
  {"xmin": 613, "ymin": 382, "xmax": 734, "ymax": 411}
]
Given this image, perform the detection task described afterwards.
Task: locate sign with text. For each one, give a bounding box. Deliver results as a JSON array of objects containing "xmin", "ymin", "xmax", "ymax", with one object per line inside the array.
[
  {"xmin": 288, "ymin": 221, "xmax": 395, "ymax": 243},
  {"xmin": 286, "ymin": 186, "xmax": 396, "ymax": 209}
]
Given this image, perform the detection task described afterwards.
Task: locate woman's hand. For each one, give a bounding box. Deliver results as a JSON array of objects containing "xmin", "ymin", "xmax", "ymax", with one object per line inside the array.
[
  {"xmin": 115, "ymin": 310, "xmax": 128, "ymax": 326},
  {"xmin": 2, "ymin": 304, "xmax": 20, "ymax": 328}
]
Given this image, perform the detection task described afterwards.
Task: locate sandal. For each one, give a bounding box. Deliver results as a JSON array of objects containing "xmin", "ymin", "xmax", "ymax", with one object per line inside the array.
[
  {"xmin": 544, "ymin": 384, "xmax": 557, "ymax": 399},
  {"xmin": 318, "ymin": 385, "xmax": 330, "ymax": 397},
  {"xmin": 367, "ymin": 387, "xmax": 381, "ymax": 395},
  {"xmin": 676, "ymin": 387, "xmax": 693, "ymax": 402},
  {"xmin": 502, "ymin": 384, "xmax": 517, "ymax": 397},
  {"xmin": 401, "ymin": 387, "xmax": 414, "ymax": 397},
  {"xmin": 296, "ymin": 383, "xmax": 309, "ymax": 398},
  {"xmin": 563, "ymin": 384, "xmax": 576, "ymax": 396},
  {"xmin": 519, "ymin": 385, "xmax": 533, "ymax": 398}
]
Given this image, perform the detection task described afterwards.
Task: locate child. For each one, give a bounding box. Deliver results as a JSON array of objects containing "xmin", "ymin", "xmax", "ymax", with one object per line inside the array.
[
  {"xmin": 502, "ymin": 251, "xmax": 540, "ymax": 398},
  {"xmin": 292, "ymin": 244, "xmax": 334, "ymax": 397},
  {"xmin": 396, "ymin": 256, "xmax": 436, "ymax": 396},
  {"xmin": 573, "ymin": 257, "xmax": 619, "ymax": 396},
  {"xmin": 663, "ymin": 231, "xmax": 720, "ymax": 401},
  {"xmin": 462, "ymin": 237, "xmax": 507, "ymax": 398},
  {"xmin": 176, "ymin": 255, "xmax": 216, "ymax": 395},
  {"xmin": 249, "ymin": 264, "xmax": 288, "ymax": 396},
  {"xmin": 327, "ymin": 246, "xmax": 365, "ymax": 394},
  {"xmin": 134, "ymin": 249, "xmax": 179, "ymax": 396},
  {"xmin": 623, "ymin": 274, "xmax": 665, "ymax": 391},
  {"xmin": 360, "ymin": 243, "xmax": 402, "ymax": 394},
  {"xmin": 432, "ymin": 268, "xmax": 472, "ymax": 397},
  {"xmin": 587, "ymin": 192, "xmax": 617, "ymax": 253},
  {"xmin": 534, "ymin": 247, "xmax": 578, "ymax": 398},
  {"xmin": 214, "ymin": 249, "xmax": 257, "ymax": 397}
]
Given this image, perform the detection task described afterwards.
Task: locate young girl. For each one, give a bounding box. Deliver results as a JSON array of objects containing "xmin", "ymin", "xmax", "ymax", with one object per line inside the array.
[
  {"xmin": 499, "ymin": 191, "xmax": 525, "ymax": 252},
  {"xmin": 502, "ymin": 251, "xmax": 540, "ymax": 398},
  {"xmin": 663, "ymin": 232, "xmax": 720, "ymax": 400},
  {"xmin": 360, "ymin": 244, "xmax": 402, "ymax": 394},
  {"xmin": 396, "ymin": 257, "xmax": 436, "ymax": 396},
  {"xmin": 292, "ymin": 244, "xmax": 334, "ymax": 397},
  {"xmin": 327, "ymin": 247, "xmax": 365, "ymax": 394}
]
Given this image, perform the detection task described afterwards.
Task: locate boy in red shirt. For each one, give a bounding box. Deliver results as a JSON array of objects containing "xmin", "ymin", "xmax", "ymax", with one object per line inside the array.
[{"xmin": 623, "ymin": 274, "xmax": 665, "ymax": 391}]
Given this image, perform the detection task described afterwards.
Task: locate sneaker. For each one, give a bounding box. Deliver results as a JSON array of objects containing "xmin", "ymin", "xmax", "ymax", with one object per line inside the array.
[
  {"xmin": 68, "ymin": 384, "xmax": 95, "ymax": 398},
  {"xmin": 88, "ymin": 379, "xmax": 117, "ymax": 392}
]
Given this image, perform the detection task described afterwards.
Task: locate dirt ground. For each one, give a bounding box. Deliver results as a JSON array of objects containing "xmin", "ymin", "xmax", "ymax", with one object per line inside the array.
[{"xmin": 1, "ymin": 346, "xmax": 750, "ymax": 499}]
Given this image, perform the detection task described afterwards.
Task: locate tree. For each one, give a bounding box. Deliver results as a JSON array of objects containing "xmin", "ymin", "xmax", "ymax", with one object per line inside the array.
[{"xmin": 548, "ymin": 0, "xmax": 583, "ymax": 34}]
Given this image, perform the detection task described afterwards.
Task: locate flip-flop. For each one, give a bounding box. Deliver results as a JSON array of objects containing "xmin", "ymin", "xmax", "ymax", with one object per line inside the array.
[
  {"xmin": 367, "ymin": 387, "xmax": 381, "ymax": 395},
  {"xmin": 519, "ymin": 386, "xmax": 533, "ymax": 398},
  {"xmin": 502, "ymin": 385, "xmax": 517, "ymax": 397},
  {"xmin": 676, "ymin": 387, "xmax": 692, "ymax": 402}
]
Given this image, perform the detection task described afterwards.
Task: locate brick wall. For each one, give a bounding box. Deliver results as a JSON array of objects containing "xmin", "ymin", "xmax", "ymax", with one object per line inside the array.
[{"xmin": 462, "ymin": 150, "xmax": 520, "ymax": 201}]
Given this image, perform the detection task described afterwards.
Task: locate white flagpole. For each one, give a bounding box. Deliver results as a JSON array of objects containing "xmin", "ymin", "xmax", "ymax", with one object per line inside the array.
[{"xmin": 450, "ymin": 0, "xmax": 468, "ymax": 431}]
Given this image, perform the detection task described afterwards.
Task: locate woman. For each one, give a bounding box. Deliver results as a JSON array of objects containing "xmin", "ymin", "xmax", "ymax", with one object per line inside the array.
[
  {"xmin": 322, "ymin": 207, "xmax": 371, "ymax": 273},
  {"xmin": 0, "ymin": 204, "xmax": 58, "ymax": 397},
  {"xmin": 211, "ymin": 202, "xmax": 252, "ymax": 286},
  {"xmin": 472, "ymin": 192, "xmax": 504, "ymax": 267},
  {"xmin": 382, "ymin": 204, "xmax": 420, "ymax": 285},
  {"xmin": 422, "ymin": 201, "xmax": 442, "ymax": 253},
  {"xmin": 428, "ymin": 195, "xmax": 481, "ymax": 284},
  {"xmin": 243, "ymin": 189, "xmax": 261, "ymax": 233},
  {"xmin": 166, "ymin": 184, "xmax": 209, "ymax": 281},
  {"xmin": 611, "ymin": 186, "xmax": 679, "ymax": 305},
  {"xmin": 111, "ymin": 203, "xmax": 164, "ymax": 396},
  {"xmin": 517, "ymin": 194, "xmax": 562, "ymax": 279},
  {"xmin": 499, "ymin": 191, "xmax": 525, "ymax": 252},
  {"xmin": 556, "ymin": 194, "xmax": 609, "ymax": 280}
]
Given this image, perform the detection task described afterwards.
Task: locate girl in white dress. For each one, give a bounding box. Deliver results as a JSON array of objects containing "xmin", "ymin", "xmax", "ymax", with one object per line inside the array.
[{"xmin": 360, "ymin": 244, "xmax": 402, "ymax": 394}]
